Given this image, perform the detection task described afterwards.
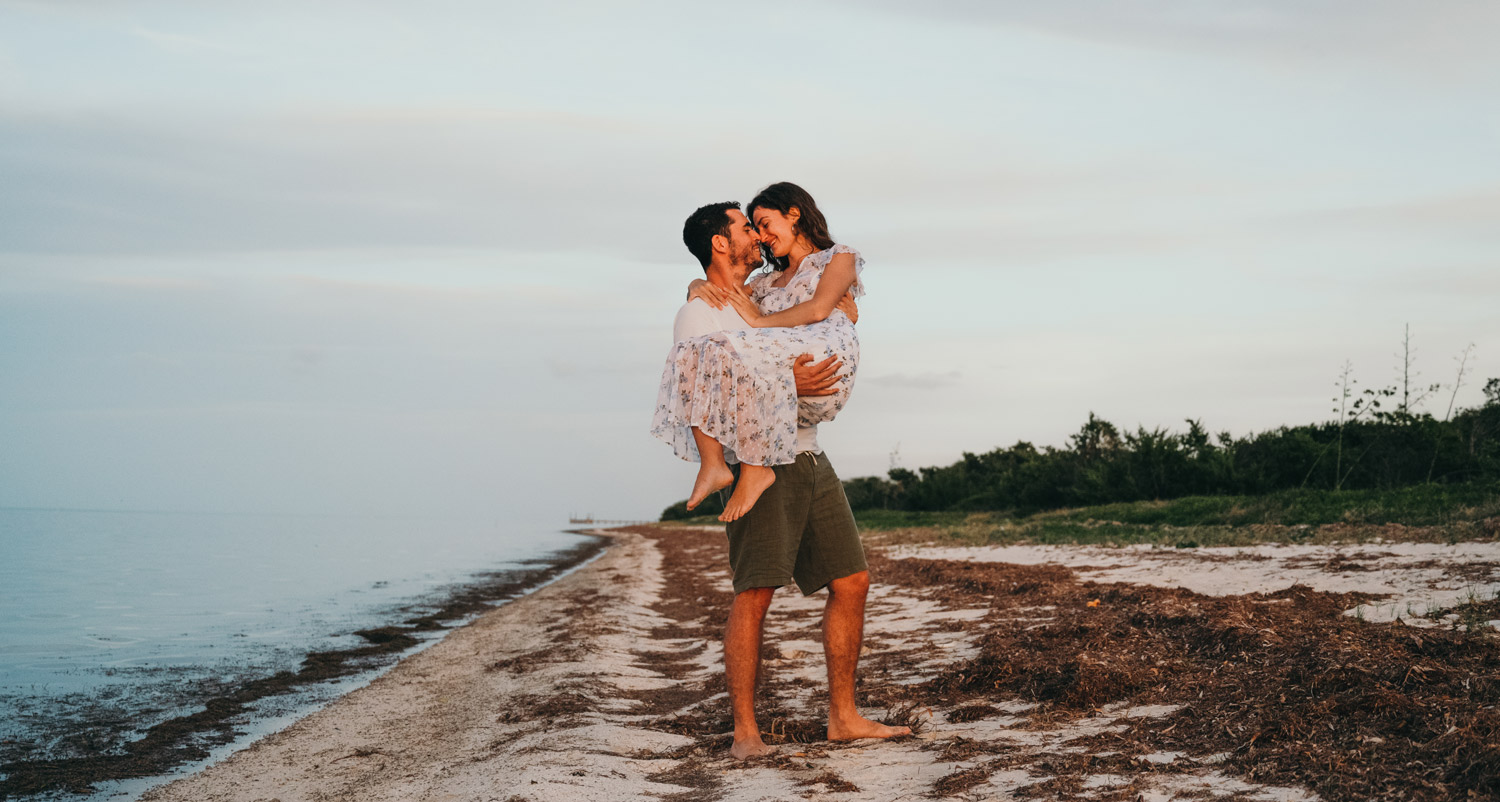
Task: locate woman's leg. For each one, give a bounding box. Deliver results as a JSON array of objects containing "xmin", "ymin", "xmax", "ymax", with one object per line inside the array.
[
  {"xmin": 653, "ymin": 330, "xmax": 800, "ymax": 518},
  {"xmin": 687, "ymin": 427, "xmax": 736, "ymax": 511},
  {"xmin": 720, "ymin": 463, "xmax": 776, "ymax": 522}
]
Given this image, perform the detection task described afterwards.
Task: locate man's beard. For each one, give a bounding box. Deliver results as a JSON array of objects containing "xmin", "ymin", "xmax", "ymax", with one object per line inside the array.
[{"xmin": 737, "ymin": 241, "xmax": 765, "ymax": 271}]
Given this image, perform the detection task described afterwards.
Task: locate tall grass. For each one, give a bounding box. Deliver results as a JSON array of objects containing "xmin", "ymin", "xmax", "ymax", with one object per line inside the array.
[{"xmin": 853, "ymin": 483, "xmax": 1500, "ymax": 547}]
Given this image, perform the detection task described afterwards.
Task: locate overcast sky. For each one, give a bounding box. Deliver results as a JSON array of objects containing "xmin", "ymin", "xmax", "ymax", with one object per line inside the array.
[{"xmin": 2, "ymin": 1, "xmax": 1497, "ymax": 522}]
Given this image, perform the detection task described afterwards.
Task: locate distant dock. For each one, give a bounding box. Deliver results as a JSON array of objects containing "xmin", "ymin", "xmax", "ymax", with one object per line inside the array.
[{"xmin": 568, "ymin": 515, "xmax": 653, "ymax": 526}]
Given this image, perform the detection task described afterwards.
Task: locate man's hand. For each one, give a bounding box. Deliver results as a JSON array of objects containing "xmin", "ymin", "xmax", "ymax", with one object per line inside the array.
[
  {"xmin": 792, "ymin": 353, "xmax": 842, "ymax": 397},
  {"xmin": 836, "ymin": 293, "xmax": 859, "ymax": 324}
]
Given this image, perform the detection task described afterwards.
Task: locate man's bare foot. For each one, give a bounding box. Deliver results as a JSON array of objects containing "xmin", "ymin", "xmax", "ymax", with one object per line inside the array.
[
  {"xmin": 730, "ymin": 734, "xmax": 774, "ymax": 760},
  {"xmin": 719, "ymin": 466, "xmax": 775, "ymax": 522},
  {"xmin": 827, "ymin": 714, "xmax": 912, "ymax": 742},
  {"xmin": 687, "ymin": 462, "xmax": 735, "ymax": 511}
]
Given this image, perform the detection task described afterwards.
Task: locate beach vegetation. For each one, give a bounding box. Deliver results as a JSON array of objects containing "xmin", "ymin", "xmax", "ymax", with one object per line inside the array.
[
  {"xmin": 838, "ymin": 396, "xmax": 1500, "ymax": 518},
  {"xmin": 820, "ymin": 344, "xmax": 1500, "ymax": 521}
]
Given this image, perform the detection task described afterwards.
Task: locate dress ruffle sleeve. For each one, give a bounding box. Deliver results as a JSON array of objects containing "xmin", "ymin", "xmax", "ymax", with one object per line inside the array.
[{"xmin": 824, "ymin": 243, "xmax": 866, "ymax": 300}]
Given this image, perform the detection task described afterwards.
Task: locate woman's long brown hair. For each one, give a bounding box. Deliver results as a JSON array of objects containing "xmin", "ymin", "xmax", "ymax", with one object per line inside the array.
[{"xmin": 747, "ymin": 182, "xmax": 836, "ymax": 271}]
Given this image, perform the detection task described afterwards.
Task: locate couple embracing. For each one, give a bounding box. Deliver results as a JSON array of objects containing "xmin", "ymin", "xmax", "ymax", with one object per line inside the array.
[{"xmin": 651, "ymin": 182, "xmax": 909, "ymax": 759}]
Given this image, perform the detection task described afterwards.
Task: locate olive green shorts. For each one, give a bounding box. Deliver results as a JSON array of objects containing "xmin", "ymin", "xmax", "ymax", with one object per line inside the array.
[{"xmin": 723, "ymin": 452, "xmax": 868, "ymax": 596}]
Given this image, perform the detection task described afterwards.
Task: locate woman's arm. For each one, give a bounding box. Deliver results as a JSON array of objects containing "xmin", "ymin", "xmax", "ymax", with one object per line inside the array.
[
  {"xmin": 686, "ymin": 278, "xmax": 729, "ymax": 309},
  {"xmin": 728, "ymin": 253, "xmax": 857, "ymax": 328}
]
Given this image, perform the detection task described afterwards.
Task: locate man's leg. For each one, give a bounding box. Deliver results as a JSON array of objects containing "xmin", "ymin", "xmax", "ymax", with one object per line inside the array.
[
  {"xmin": 823, "ymin": 570, "xmax": 910, "ymax": 740},
  {"xmin": 722, "ymin": 455, "xmax": 814, "ymax": 758},
  {"xmin": 785, "ymin": 453, "xmax": 910, "ymax": 741},
  {"xmin": 726, "ymin": 586, "xmax": 776, "ymax": 759}
]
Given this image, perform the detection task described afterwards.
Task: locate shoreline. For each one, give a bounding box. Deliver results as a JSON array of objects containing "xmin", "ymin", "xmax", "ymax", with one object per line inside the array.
[
  {"xmin": 0, "ymin": 532, "xmax": 608, "ymax": 800},
  {"xmin": 28, "ymin": 525, "xmax": 1499, "ymax": 801},
  {"xmin": 137, "ymin": 526, "xmax": 672, "ymax": 802}
]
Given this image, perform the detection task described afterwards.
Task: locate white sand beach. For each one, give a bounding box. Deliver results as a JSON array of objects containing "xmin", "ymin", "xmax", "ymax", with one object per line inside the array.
[{"xmin": 137, "ymin": 525, "xmax": 1500, "ymax": 802}]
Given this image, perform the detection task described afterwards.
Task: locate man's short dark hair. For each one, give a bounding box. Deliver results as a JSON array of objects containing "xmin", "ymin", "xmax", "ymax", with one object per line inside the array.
[{"xmin": 682, "ymin": 201, "xmax": 741, "ymax": 271}]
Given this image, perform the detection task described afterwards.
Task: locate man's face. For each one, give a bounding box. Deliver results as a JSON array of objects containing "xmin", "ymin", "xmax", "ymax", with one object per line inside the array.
[{"xmin": 722, "ymin": 209, "xmax": 764, "ymax": 277}]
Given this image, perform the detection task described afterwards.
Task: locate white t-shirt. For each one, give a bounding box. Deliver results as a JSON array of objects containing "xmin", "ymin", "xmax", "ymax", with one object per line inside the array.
[
  {"xmin": 671, "ymin": 297, "xmax": 821, "ymax": 455},
  {"xmin": 671, "ymin": 298, "xmax": 750, "ymax": 344}
]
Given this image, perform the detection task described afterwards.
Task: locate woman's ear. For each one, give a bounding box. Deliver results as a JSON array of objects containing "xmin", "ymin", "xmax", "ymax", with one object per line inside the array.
[{"xmin": 786, "ymin": 206, "xmax": 801, "ymax": 226}]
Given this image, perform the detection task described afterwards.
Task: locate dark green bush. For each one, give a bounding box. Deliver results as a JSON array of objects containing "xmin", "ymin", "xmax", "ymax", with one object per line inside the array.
[{"xmin": 838, "ymin": 386, "xmax": 1500, "ymax": 514}]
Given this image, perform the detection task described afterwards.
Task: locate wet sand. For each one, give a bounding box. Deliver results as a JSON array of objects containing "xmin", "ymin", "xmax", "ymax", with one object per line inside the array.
[{"xmin": 136, "ymin": 525, "xmax": 1500, "ymax": 802}]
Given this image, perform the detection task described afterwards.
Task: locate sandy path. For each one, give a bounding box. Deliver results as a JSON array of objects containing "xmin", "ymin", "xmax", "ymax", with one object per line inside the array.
[{"xmin": 141, "ymin": 529, "xmax": 693, "ymax": 802}]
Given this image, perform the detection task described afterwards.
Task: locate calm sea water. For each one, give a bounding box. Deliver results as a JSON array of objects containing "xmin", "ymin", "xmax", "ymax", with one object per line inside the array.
[{"xmin": 0, "ymin": 508, "xmax": 597, "ymax": 798}]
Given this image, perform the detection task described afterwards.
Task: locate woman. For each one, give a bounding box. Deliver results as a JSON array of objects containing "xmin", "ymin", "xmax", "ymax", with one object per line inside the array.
[{"xmin": 651, "ymin": 182, "xmax": 864, "ymax": 522}]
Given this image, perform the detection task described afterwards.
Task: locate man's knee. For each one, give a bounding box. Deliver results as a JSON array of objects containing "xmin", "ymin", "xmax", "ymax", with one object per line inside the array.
[
  {"xmin": 827, "ymin": 570, "xmax": 870, "ymax": 597},
  {"xmin": 732, "ymin": 586, "xmax": 776, "ymax": 616}
]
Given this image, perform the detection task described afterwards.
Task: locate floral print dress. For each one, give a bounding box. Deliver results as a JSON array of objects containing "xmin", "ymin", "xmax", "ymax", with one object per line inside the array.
[{"xmin": 651, "ymin": 244, "xmax": 865, "ymax": 466}]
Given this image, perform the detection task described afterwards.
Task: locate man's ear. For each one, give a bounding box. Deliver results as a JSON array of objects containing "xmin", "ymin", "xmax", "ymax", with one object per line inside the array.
[{"xmin": 712, "ymin": 233, "xmax": 729, "ymax": 254}]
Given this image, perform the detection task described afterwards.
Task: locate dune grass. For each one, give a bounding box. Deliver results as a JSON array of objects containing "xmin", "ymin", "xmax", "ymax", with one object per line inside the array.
[
  {"xmin": 853, "ymin": 483, "xmax": 1500, "ymax": 547},
  {"xmin": 661, "ymin": 482, "xmax": 1500, "ymax": 547}
]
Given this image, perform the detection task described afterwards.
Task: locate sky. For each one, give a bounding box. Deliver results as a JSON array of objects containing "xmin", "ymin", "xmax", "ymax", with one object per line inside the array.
[{"xmin": 1, "ymin": 1, "xmax": 1497, "ymax": 522}]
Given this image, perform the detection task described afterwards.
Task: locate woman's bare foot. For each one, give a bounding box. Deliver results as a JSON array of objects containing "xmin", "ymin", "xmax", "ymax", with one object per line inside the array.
[
  {"xmin": 729, "ymin": 734, "xmax": 774, "ymax": 760},
  {"xmin": 719, "ymin": 465, "xmax": 775, "ymax": 522},
  {"xmin": 687, "ymin": 462, "xmax": 735, "ymax": 511},
  {"xmin": 827, "ymin": 713, "xmax": 912, "ymax": 742}
]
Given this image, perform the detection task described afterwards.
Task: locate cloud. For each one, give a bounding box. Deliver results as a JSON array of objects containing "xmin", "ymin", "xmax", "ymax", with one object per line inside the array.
[
  {"xmin": 7, "ymin": 101, "xmax": 920, "ymax": 263},
  {"xmin": 866, "ymin": 370, "xmax": 963, "ymax": 388},
  {"xmin": 0, "ymin": 104, "xmax": 1169, "ymax": 263},
  {"xmin": 125, "ymin": 350, "xmax": 184, "ymax": 368},
  {"xmin": 82, "ymin": 275, "xmax": 209, "ymax": 290},
  {"xmin": 0, "ymin": 108, "xmax": 669, "ymax": 255},
  {"xmin": 1355, "ymin": 264, "xmax": 1500, "ymax": 300},
  {"xmin": 861, "ymin": 224, "xmax": 1210, "ymax": 267},
  {"xmin": 1274, "ymin": 187, "xmax": 1500, "ymax": 239},
  {"xmin": 844, "ymin": 1, "xmax": 1500, "ymax": 77},
  {"xmin": 129, "ymin": 24, "xmax": 244, "ymax": 56}
]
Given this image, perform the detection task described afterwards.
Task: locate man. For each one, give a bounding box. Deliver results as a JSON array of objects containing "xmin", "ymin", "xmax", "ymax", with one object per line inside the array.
[{"xmin": 673, "ymin": 201, "xmax": 910, "ymax": 760}]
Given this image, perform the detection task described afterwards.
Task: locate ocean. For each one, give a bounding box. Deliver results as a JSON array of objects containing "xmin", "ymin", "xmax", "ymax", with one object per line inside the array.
[{"xmin": 0, "ymin": 507, "xmax": 602, "ymax": 799}]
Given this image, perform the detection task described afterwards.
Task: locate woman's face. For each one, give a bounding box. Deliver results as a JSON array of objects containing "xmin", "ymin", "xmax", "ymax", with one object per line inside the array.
[{"xmin": 750, "ymin": 206, "xmax": 800, "ymax": 258}]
